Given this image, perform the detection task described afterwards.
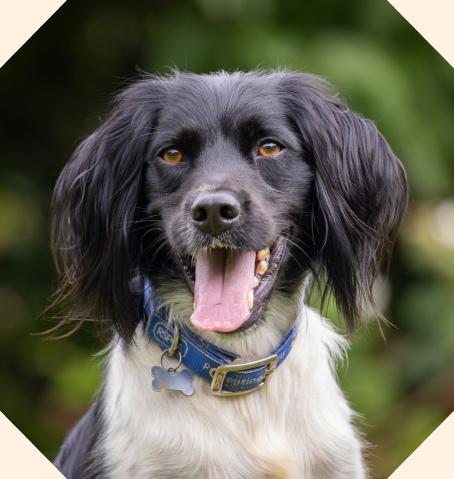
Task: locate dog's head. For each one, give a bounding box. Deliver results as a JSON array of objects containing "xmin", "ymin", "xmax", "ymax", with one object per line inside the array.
[{"xmin": 51, "ymin": 71, "xmax": 408, "ymax": 341}]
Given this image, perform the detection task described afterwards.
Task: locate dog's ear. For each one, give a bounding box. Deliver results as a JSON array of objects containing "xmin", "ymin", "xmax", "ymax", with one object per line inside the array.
[
  {"xmin": 282, "ymin": 74, "xmax": 408, "ymax": 330},
  {"xmin": 51, "ymin": 79, "xmax": 163, "ymax": 341}
]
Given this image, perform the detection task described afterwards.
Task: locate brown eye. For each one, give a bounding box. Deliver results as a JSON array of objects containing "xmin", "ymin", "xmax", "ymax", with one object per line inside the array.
[
  {"xmin": 257, "ymin": 141, "xmax": 283, "ymax": 158},
  {"xmin": 161, "ymin": 148, "xmax": 183, "ymax": 164}
]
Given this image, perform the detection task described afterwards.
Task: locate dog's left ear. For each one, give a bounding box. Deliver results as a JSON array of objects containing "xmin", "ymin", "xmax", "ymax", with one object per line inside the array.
[
  {"xmin": 51, "ymin": 78, "xmax": 163, "ymax": 341},
  {"xmin": 282, "ymin": 74, "xmax": 408, "ymax": 330}
]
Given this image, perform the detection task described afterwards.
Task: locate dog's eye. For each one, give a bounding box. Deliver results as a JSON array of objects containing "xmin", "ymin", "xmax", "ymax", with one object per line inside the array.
[
  {"xmin": 161, "ymin": 148, "xmax": 183, "ymax": 164},
  {"xmin": 257, "ymin": 141, "xmax": 283, "ymax": 158}
]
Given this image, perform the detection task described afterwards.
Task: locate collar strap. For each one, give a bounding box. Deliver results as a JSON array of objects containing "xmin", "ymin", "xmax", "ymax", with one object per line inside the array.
[{"xmin": 144, "ymin": 279, "xmax": 298, "ymax": 396}]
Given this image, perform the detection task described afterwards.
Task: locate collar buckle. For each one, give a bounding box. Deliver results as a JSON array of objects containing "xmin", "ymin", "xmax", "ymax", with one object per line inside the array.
[{"xmin": 210, "ymin": 354, "xmax": 279, "ymax": 397}]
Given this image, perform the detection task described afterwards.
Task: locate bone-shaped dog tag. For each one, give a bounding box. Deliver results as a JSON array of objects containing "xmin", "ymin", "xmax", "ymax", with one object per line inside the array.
[{"xmin": 151, "ymin": 366, "xmax": 195, "ymax": 396}]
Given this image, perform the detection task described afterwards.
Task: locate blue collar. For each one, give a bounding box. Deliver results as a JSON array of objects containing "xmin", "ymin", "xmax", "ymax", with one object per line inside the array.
[{"xmin": 144, "ymin": 279, "xmax": 298, "ymax": 396}]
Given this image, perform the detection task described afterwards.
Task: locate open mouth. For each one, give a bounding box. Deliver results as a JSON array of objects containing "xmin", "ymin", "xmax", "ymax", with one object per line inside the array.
[{"xmin": 178, "ymin": 237, "xmax": 287, "ymax": 333}]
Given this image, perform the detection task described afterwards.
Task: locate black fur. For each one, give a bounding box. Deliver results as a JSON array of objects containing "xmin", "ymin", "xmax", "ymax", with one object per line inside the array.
[
  {"xmin": 54, "ymin": 398, "xmax": 105, "ymax": 479},
  {"xmin": 51, "ymin": 71, "xmax": 408, "ymax": 341}
]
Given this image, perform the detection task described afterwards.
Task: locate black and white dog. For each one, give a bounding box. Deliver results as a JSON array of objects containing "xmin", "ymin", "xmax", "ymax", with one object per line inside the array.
[{"xmin": 52, "ymin": 71, "xmax": 407, "ymax": 479}]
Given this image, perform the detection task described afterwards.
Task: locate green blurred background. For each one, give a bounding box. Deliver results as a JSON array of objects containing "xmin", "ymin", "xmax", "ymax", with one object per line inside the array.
[{"xmin": 0, "ymin": 0, "xmax": 453, "ymax": 476}]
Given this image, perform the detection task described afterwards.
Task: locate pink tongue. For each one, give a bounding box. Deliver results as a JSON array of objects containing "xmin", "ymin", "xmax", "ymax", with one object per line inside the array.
[{"xmin": 190, "ymin": 250, "xmax": 256, "ymax": 332}]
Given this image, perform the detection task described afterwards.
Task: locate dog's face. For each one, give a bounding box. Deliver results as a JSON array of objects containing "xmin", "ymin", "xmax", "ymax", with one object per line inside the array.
[
  {"xmin": 146, "ymin": 74, "xmax": 312, "ymax": 333},
  {"xmin": 51, "ymin": 72, "xmax": 408, "ymax": 340}
]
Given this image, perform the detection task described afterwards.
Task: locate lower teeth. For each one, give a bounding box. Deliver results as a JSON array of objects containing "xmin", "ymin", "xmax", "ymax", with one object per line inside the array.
[
  {"xmin": 256, "ymin": 260, "xmax": 268, "ymax": 275},
  {"xmin": 247, "ymin": 290, "xmax": 254, "ymax": 310}
]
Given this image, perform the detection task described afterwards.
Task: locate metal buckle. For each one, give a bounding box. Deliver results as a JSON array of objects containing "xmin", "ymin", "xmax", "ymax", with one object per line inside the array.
[{"xmin": 210, "ymin": 354, "xmax": 278, "ymax": 397}]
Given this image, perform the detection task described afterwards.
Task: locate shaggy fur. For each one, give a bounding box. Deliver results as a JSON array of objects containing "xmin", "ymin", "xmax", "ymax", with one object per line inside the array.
[{"xmin": 52, "ymin": 71, "xmax": 408, "ymax": 479}]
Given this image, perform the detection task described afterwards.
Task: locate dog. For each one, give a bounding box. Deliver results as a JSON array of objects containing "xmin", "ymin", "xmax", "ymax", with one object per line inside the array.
[{"xmin": 51, "ymin": 71, "xmax": 408, "ymax": 479}]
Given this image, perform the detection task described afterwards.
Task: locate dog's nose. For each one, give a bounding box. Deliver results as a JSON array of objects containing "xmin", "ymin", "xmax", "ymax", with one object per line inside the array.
[{"xmin": 191, "ymin": 191, "xmax": 241, "ymax": 235}]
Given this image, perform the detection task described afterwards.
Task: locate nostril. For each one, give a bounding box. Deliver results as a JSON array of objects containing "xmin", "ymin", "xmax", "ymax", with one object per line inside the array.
[
  {"xmin": 220, "ymin": 203, "xmax": 239, "ymax": 221},
  {"xmin": 191, "ymin": 205, "xmax": 208, "ymax": 223}
]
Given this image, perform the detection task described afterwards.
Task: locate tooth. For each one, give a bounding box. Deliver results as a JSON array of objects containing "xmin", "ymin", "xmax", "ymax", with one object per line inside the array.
[
  {"xmin": 256, "ymin": 260, "xmax": 268, "ymax": 275},
  {"xmin": 247, "ymin": 290, "xmax": 254, "ymax": 310},
  {"xmin": 253, "ymin": 276, "xmax": 260, "ymax": 288},
  {"xmin": 214, "ymin": 321, "xmax": 221, "ymax": 328},
  {"xmin": 256, "ymin": 248, "xmax": 270, "ymax": 261},
  {"xmin": 223, "ymin": 321, "xmax": 232, "ymax": 328}
]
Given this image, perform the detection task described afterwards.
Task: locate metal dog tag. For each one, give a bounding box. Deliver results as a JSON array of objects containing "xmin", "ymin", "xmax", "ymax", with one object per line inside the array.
[
  {"xmin": 151, "ymin": 324, "xmax": 194, "ymax": 396},
  {"xmin": 151, "ymin": 366, "xmax": 194, "ymax": 396}
]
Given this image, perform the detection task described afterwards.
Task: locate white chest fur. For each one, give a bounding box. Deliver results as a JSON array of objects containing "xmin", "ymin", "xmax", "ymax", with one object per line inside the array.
[{"xmin": 102, "ymin": 303, "xmax": 365, "ymax": 479}]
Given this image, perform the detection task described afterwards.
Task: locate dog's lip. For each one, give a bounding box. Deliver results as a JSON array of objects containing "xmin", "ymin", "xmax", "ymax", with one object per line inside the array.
[
  {"xmin": 236, "ymin": 236, "xmax": 288, "ymax": 332},
  {"xmin": 176, "ymin": 236, "xmax": 289, "ymax": 333}
]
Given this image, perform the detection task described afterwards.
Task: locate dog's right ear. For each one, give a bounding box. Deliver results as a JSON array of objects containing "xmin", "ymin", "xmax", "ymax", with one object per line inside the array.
[{"xmin": 51, "ymin": 78, "xmax": 163, "ymax": 341}]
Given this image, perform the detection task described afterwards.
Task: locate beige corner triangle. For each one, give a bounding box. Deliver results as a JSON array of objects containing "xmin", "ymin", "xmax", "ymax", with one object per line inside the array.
[
  {"xmin": 387, "ymin": 0, "xmax": 454, "ymax": 67},
  {"xmin": 389, "ymin": 412, "xmax": 454, "ymax": 478},
  {"xmin": 0, "ymin": 0, "xmax": 67, "ymax": 68},
  {"xmin": 0, "ymin": 412, "xmax": 65, "ymax": 478}
]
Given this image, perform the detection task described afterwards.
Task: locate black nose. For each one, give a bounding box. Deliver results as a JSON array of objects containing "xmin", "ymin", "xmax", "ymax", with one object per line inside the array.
[{"xmin": 191, "ymin": 191, "xmax": 241, "ymax": 235}]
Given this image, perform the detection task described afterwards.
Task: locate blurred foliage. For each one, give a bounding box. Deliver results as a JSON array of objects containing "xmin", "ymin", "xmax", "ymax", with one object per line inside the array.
[{"xmin": 0, "ymin": 0, "xmax": 452, "ymax": 477}]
